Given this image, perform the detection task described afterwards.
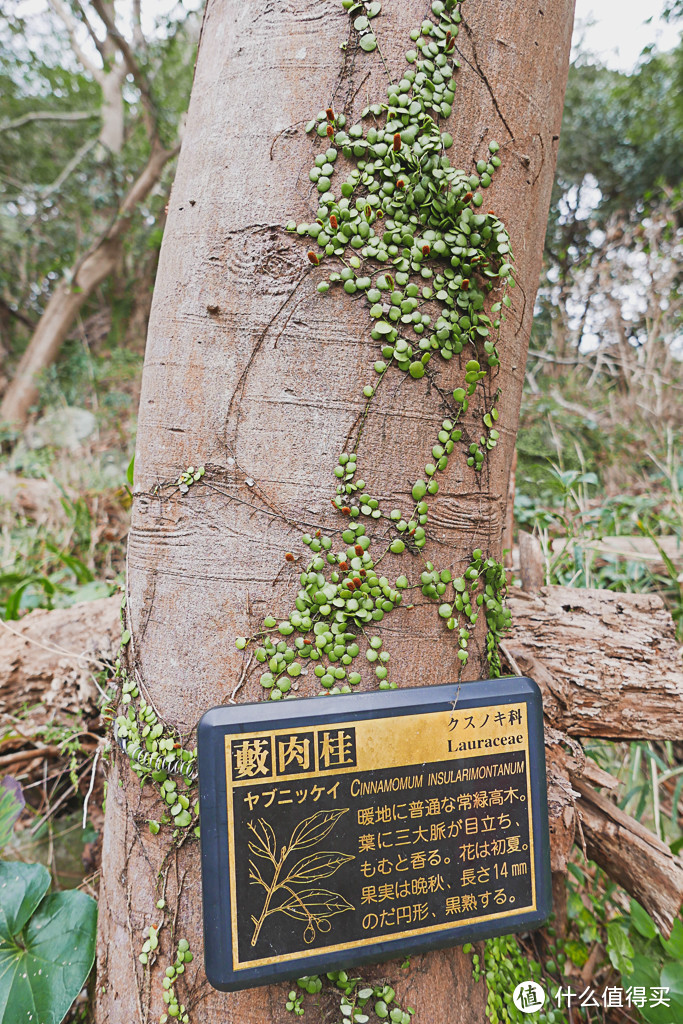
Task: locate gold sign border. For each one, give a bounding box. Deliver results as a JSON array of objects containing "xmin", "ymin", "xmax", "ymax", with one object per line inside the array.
[{"xmin": 224, "ymin": 703, "xmax": 536, "ymax": 970}]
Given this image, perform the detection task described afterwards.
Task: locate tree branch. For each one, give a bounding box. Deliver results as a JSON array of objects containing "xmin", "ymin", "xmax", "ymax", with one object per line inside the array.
[
  {"xmin": 72, "ymin": 0, "xmax": 109, "ymax": 63},
  {"xmin": 0, "ymin": 297, "xmax": 36, "ymax": 331},
  {"xmin": 0, "ymin": 109, "xmax": 99, "ymax": 133},
  {"xmin": 47, "ymin": 0, "xmax": 103, "ymax": 81},
  {"xmin": 132, "ymin": 0, "xmax": 145, "ymax": 51},
  {"xmin": 89, "ymin": 0, "xmax": 158, "ymax": 141},
  {"xmin": 0, "ymin": 138, "xmax": 177, "ymax": 426},
  {"xmin": 39, "ymin": 137, "xmax": 99, "ymax": 201}
]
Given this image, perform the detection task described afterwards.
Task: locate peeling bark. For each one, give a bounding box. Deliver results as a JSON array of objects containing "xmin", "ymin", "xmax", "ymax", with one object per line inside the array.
[{"xmin": 506, "ymin": 586, "xmax": 683, "ymax": 739}]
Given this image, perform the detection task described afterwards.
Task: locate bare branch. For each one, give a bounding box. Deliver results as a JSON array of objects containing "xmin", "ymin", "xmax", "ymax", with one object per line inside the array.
[
  {"xmin": 72, "ymin": 0, "xmax": 109, "ymax": 63},
  {"xmin": 47, "ymin": 0, "xmax": 103, "ymax": 81},
  {"xmin": 89, "ymin": 0, "xmax": 158, "ymax": 141},
  {"xmin": 0, "ymin": 109, "xmax": 99, "ymax": 133},
  {"xmin": 132, "ymin": 0, "xmax": 146, "ymax": 50},
  {"xmin": 0, "ymin": 139, "xmax": 178, "ymax": 425},
  {"xmin": 39, "ymin": 137, "xmax": 99, "ymax": 201},
  {"xmin": 0, "ymin": 297, "xmax": 35, "ymax": 331},
  {"xmin": 9, "ymin": 137, "xmax": 98, "ymax": 238}
]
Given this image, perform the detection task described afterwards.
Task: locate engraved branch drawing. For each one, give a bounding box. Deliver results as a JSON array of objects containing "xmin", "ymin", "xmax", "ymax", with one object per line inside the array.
[{"xmin": 248, "ymin": 807, "xmax": 354, "ymax": 946}]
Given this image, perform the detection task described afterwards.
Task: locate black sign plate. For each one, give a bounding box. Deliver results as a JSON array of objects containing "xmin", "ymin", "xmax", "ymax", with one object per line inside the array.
[{"xmin": 198, "ymin": 677, "xmax": 551, "ymax": 991}]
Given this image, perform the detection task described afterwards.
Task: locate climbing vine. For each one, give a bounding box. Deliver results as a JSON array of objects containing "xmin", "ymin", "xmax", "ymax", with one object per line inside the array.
[
  {"xmin": 287, "ymin": 972, "xmax": 415, "ymax": 1023},
  {"xmin": 113, "ymin": 630, "xmax": 199, "ymax": 837},
  {"xmin": 236, "ymin": 0, "xmax": 512, "ymax": 700},
  {"xmin": 470, "ymin": 933, "xmax": 568, "ymax": 1024}
]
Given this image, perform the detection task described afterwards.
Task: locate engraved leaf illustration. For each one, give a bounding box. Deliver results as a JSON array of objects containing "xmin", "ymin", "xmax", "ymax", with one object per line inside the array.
[
  {"xmin": 248, "ymin": 806, "xmax": 354, "ymax": 946},
  {"xmin": 287, "ymin": 808, "xmax": 348, "ymax": 851},
  {"xmin": 247, "ymin": 818, "xmax": 277, "ymax": 861},
  {"xmin": 277, "ymin": 887, "xmax": 355, "ymax": 922},
  {"xmin": 282, "ymin": 850, "xmax": 354, "ymax": 886}
]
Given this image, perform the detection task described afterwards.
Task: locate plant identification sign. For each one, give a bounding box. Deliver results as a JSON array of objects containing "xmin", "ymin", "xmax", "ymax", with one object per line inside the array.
[{"xmin": 198, "ymin": 677, "xmax": 550, "ymax": 991}]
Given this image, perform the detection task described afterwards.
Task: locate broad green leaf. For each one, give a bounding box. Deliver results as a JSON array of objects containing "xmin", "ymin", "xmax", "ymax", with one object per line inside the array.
[
  {"xmin": 661, "ymin": 960, "xmax": 683, "ymax": 1001},
  {"xmin": 0, "ymin": 886, "xmax": 97, "ymax": 1024},
  {"xmin": 660, "ymin": 918, "xmax": 683, "ymax": 959},
  {"xmin": 641, "ymin": 998, "xmax": 679, "ymax": 1024},
  {"xmin": 283, "ymin": 850, "xmax": 354, "ymax": 885},
  {"xmin": 607, "ymin": 920, "xmax": 634, "ymax": 974},
  {"xmin": 0, "ymin": 780, "xmax": 24, "ymax": 851},
  {"xmin": 639, "ymin": 962, "xmax": 683, "ymax": 1024},
  {"xmin": 0, "ymin": 861, "xmax": 50, "ymax": 940},
  {"xmin": 621, "ymin": 954, "xmax": 660, "ymax": 1005},
  {"xmin": 288, "ymin": 808, "xmax": 348, "ymax": 851},
  {"xmin": 630, "ymin": 899, "xmax": 657, "ymax": 940}
]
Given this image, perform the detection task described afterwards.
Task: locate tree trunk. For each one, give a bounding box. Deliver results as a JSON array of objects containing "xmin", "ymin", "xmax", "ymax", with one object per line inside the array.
[
  {"xmin": 0, "ymin": 143, "xmax": 175, "ymax": 427},
  {"xmin": 96, "ymin": 1, "xmax": 574, "ymax": 1021}
]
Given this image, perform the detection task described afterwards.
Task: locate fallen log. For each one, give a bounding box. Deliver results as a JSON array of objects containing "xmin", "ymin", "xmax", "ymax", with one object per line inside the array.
[
  {"xmin": 543, "ymin": 728, "xmax": 683, "ymax": 938},
  {"xmin": 574, "ymin": 776, "xmax": 683, "ymax": 935},
  {"xmin": 506, "ymin": 585, "xmax": 683, "ymax": 739},
  {"xmin": 4, "ymin": 588, "xmax": 682, "ymax": 743},
  {"xmin": 0, "ymin": 595, "xmax": 119, "ymax": 714},
  {"xmin": 0, "ymin": 597, "xmax": 119, "ymax": 784},
  {"xmin": 2, "ymin": 589, "xmax": 682, "ymax": 934}
]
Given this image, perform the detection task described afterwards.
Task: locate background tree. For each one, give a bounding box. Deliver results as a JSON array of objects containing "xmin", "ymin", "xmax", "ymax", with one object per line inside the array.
[
  {"xmin": 521, "ymin": 31, "xmax": 683, "ymax": 569},
  {"xmin": 0, "ymin": 0, "xmax": 198, "ymax": 426},
  {"xmin": 96, "ymin": 1, "xmax": 574, "ymax": 1022}
]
